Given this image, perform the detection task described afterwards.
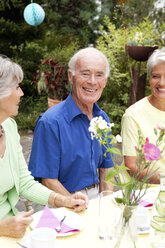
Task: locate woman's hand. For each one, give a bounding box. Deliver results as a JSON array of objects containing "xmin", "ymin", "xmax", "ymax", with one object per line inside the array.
[{"xmin": 0, "ymin": 209, "xmax": 34, "ymax": 238}]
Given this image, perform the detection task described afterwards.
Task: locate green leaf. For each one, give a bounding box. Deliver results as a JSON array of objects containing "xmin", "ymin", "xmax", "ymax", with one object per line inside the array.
[
  {"xmin": 109, "ymin": 147, "xmax": 121, "ymax": 155},
  {"xmin": 118, "ymin": 169, "xmax": 132, "ymax": 184},
  {"xmin": 142, "ymin": 167, "xmax": 159, "ymax": 183},
  {"xmin": 125, "ymin": 181, "xmax": 135, "ymax": 205},
  {"xmin": 154, "ymin": 128, "xmax": 157, "ymax": 136},
  {"xmin": 106, "ymin": 168, "xmax": 117, "ymax": 180},
  {"xmin": 115, "ymin": 197, "xmax": 126, "ymax": 204},
  {"xmin": 119, "ymin": 165, "xmax": 130, "ymax": 171},
  {"xmin": 105, "ymin": 179, "xmax": 119, "ymax": 186}
]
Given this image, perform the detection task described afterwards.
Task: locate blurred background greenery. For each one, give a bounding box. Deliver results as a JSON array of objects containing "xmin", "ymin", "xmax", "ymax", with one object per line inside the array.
[{"xmin": 0, "ymin": 0, "xmax": 165, "ymax": 134}]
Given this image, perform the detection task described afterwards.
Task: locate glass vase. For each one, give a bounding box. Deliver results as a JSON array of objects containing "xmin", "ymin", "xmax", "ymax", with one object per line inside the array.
[
  {"xmin": 114, "ymin": 205, "xmax": 138, "ymax": 248},
  {"xmin": 150, "ymin": 172, "xmax": 165, "ymax": 248}
]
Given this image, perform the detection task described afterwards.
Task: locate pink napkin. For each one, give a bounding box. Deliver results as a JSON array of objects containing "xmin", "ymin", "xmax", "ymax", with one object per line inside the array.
[
  {"xmin": 36, "ymin": 206, "xmax": 80, "ymax": 234},
  {"xmin": 139, "ymin": 200, "xmax": 153, "ymax": 208}
]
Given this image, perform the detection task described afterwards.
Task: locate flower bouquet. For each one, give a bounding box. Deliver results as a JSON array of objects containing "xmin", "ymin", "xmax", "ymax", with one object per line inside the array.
[{"xmin": 89, "ymin": 116, "xmax": 165, "ymax": 247}]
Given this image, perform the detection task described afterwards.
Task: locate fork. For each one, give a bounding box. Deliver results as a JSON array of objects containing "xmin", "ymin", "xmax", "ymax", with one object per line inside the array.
[
  {"xmin": 16, "ymin": 241, "xmax": 28, "ymax": 248},
  {"xmin": 55, "ymin": 215, "xmax": 66, "ymax": 233}
]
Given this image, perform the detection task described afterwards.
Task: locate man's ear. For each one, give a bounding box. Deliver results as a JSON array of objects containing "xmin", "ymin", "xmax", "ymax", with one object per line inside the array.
[
  {"xmin": 103, "ymin": 78, "xmax": 108, "ymax": 89},
  {"xmin": 68, "ymin": 70, "xmax": 73, "ymax": 86}
]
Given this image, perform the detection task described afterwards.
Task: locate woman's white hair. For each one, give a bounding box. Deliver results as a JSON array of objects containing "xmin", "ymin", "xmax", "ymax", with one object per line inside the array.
[
  {"xmin": 68, "ymin": 47, "xmax": 110, "ymax": 78},
  {"xmin": 147, "ymin": 47, "xmax": 165, "ymax": 76},
  {"xmin": 0, "ymin": 55, "xmax": 23, "ymax": 99}
]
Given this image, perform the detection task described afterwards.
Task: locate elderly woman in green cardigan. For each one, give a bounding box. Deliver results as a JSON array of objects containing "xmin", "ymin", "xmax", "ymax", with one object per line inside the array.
[{"xmin": 0, "ymin": 55, "xmax": 88, "ymax": 238}]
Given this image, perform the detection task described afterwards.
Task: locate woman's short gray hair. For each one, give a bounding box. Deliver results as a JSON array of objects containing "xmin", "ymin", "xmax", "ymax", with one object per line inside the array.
[
  {"xmin": 68, "ymin": 47, "xmax": 110, "ymax": 78},
  {"xmin": 0, "ymin": 55, "xmax": 23, "ymax": 99},
  {"xmin": 147, "ymin": 47, "xmax": 165, "ymax": 76}
]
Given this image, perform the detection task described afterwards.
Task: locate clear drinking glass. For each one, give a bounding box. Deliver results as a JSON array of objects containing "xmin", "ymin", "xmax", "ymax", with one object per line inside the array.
[
  {"xmin": 98, "ymin": 190, "xmax": 118, "ymax": 247},
  {"xmin": 150, "ymin": 172, "xmax": 165, "ymax": 248}
]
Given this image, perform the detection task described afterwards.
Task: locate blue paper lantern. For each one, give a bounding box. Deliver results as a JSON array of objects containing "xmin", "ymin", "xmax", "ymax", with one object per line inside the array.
[{"xmin": 24, "ymin": 2, "xmax": 45, "ymax": 26}]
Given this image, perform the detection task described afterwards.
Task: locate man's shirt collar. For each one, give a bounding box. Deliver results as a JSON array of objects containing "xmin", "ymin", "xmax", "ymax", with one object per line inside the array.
[{"xmin": 65, "ymin": 93, "xmax": 102, "ymax": 123}]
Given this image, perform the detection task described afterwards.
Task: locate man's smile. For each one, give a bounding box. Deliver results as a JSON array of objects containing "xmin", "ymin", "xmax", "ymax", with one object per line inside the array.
[{"xmin": 82, "ymin": 87, "xmax": 97, "ymax": 92}]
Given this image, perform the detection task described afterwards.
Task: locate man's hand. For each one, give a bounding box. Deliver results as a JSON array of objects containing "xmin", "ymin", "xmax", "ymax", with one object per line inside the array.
[
  {"xmin": 69, "ymin": 192, "xmax": 88, "ymax": 212},
  {"xmin": 54, "ymin": 192, "xmax": 88, "ymax": 212}
]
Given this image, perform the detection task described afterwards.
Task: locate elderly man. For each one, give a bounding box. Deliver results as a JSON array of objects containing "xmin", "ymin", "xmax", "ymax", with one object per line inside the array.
[{"xmin": 29, "ymin": 47, "xmax": 114, "ymax": 200}]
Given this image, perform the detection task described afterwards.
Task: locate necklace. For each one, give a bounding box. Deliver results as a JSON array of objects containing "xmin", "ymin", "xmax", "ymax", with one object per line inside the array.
[{"xmin": 0, "ymin": 125, "xmax": 4, "ymax": 138}]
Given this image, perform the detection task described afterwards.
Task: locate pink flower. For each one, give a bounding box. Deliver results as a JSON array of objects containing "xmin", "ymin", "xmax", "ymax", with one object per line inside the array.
[
  {"xmin": 146, "ymin": 137, "xmax": 149, "ymax": 143},
  {"xmin": 157, "ymin": 125, "xmax": 162, "ymax": 130},
  {"xmin": 143, "ymin": 143, "xmax": 161, "ymax": 161}
]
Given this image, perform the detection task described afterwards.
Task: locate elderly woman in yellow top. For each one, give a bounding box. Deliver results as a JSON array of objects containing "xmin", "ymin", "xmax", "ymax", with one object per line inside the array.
[
  {"xmin": 0, "ymin": 55, "xmax": 88, "ymax": 238},
  {"xmin": 121, "ymin": 47, "xmax": 165, "ymax": 184}
]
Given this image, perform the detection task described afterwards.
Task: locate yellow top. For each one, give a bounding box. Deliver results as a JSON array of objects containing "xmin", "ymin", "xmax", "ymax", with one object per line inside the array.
[{"xmin": 121, "ymin": 97, "xmax": 165, "ymax": 171}]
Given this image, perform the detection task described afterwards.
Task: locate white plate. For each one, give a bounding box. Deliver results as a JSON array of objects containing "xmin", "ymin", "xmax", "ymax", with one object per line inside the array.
[
  {"xmin": 30, "ymin": 207, "xmax": 84, "ymax": 237},
  {"xmin": 20, "ymin": 236, "xmax": 64, "ymax": 248},
  {"xmin": 113, "ymin": 188, "xmax": 158, "ymax": 209}
]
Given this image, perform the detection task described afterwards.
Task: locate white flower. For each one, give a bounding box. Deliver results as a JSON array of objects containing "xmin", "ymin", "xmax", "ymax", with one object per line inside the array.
[
  {"xmin": 110, "ymin": 123, "xmax": 114, "ymax": 128},
  {"xmin": 116, "ymin": 134, "xmax": 122, "ymax": 143},
  {"xmin": 89, "ymin": 116, "xmax": 110, "ymax": 139},
  {"xmin": 89, "ymin": 117, "xmax": 98, "ymax": 133},
  {"xmin": 88, "ymin": 125, "xmax": 95, "ymax": 133},
  {"xmin": 89, "ymin": 116, "xmax": 113, "ymax": 141},
  {"xmin": 98, "ymin": 119, "xmax": 108, "ymax": 129}
]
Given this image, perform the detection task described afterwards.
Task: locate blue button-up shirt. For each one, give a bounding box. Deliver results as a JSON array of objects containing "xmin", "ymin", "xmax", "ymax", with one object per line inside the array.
[{"xmin": 29, "ymin": 93, "xmax": 114, "ymax": 192}]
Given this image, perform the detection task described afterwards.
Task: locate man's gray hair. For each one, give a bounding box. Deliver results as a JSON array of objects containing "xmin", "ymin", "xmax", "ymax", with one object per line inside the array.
[
  {"xmin": 68, "ymin": 47, "xmax": 110, "ymax": 78},
  {"xmin": 147, "ymin": 47, "xmax": 165, "ymax": 76},
  {"xmin": 0, "ymin": 55, "xmax": 23, "ymax": 99}
]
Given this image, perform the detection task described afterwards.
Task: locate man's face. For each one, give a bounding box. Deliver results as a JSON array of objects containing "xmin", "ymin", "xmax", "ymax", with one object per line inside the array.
[{"xmin": 69, "ymin": 52, "xmax": 107, "ymax": 108}]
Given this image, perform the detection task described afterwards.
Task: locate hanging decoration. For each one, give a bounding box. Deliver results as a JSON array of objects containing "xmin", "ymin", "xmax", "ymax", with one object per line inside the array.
[{"xmin": 23, "ymin": 0, "xmax": 45, "ymax": 26}]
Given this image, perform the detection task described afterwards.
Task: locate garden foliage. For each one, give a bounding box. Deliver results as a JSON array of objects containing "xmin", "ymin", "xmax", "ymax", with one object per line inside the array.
[
  {"xmin": 0, "ymin": 0, "xmax": 165, "ymax": 132},
  {"xmin": 97, "ymin": 16, "xmax": 165, "ymax": 134}
]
